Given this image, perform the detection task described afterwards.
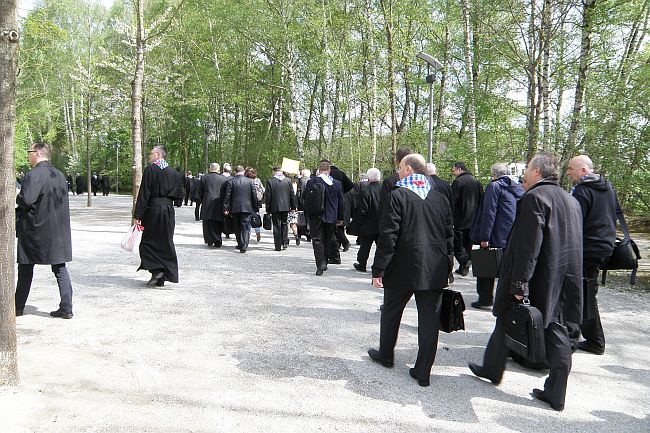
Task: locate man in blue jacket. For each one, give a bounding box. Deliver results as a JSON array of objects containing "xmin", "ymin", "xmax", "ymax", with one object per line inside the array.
[
  {"xmin": 470, "ymin": 163, "xmax": 524, "ymax": 309},
  {"xmin": 305, "ymin": 161, "xmax": 344, "ymax": 275}
]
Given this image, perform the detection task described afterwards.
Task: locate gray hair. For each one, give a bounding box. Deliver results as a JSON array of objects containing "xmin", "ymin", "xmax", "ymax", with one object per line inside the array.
[
  {"xmin": 235, "ymin": 165, "xmax": 245, "ymax": 174},
  {"xmin": 491, "ymin": 163, "xmax": 509, "ymax": 178},
  {"xmin": 222, "ymin": 163, "xmax": 231, "ymax": 172},
  {"xmin": 152, "ymin": 145, "xmax": 167, "ymax": 159},
  {"xmin": 367, "ymin": 168, "xmax": 381, "ymax": 182},
  {"xmin": 426, "ymin": 163, "xmax": 437, "ymax": 176},
  {"xmin": 301, "ymin": 169, "xmax": 311, "ymax": 178},
  {"xmin": 209, "ymin": 163, "xmax": 220, "ymax": 173},
  {"xmin": 529, "ymin": 153, "xmax": 560, "ymax": 181}
]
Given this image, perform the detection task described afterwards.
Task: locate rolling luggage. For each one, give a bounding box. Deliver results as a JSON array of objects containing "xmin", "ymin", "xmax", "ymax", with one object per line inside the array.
[{"xmin": 504, "ymin": 298, "xmax": 546, "ymax": 364}]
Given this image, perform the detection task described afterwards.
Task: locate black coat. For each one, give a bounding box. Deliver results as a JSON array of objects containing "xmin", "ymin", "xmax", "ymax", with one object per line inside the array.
[
  {"xmin": 379, "ymin": 172, "xmax": 400, "ymax": 217},
  {"xmin": 451, "ymin": 171, "xmax": 483, "ymax": 229},
  {"xmin": 351, "ymin": 181, "xmax": 381, "ymax": 237},
  {"xmin": 265, "ymin": 176, "xmax": 296, "ymax": 213},
  {"xmin": 16, "ymin": 161, "xmax": 72, "ymax": 265},
  {"xmin": 493, "ymin": 180, "xmax": 583, "ymax": 328},
  {"xmin": 372, "ymin": 186, "xmax": 454, "ymax": 291},
  {"xmin": 572, "ymin": 174, "xmax": 622, "ymax": 259},
  {"xmin": 101, "ymin": 175, "xmax": 110, "ymax": 188},
  {"xmin": 134, "ymin": 163, "xmax": 184, "ymax": 283},
  {"xmin": 224, "ymin": 174, "xmax": 259, "ymax": 214},
  {"xmin": 75, "ymin": 175, "xmax": 83, "ymax": 193},
  {"xmin": 198, "ymin": 172, "xmax": 227, "ymax": 221},
  {"xmin": 430, "ymin": 175, "xmax": 453, "ymax": 214},
  {"xmin": 329, "ymin": 164, "xmax": 354, "ymax": 193}
]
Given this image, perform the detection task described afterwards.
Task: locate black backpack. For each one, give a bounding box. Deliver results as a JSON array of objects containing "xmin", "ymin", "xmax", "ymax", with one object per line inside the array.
[{"xmin": 302, "ymin": 179, "xmax": 326, "ymax": 215}]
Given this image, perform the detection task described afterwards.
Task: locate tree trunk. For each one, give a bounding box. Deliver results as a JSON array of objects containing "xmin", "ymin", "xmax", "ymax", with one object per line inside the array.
[
  {"xmin": 304, "ymin": 74, "xmax": 320, "ymax": 145},
  {"xmin": 85, "ymin": 94, "xmax": 93, "ymax": 207},
  {"xmin": 330, "ymin": 75, "xmax": 341, "ymax": 147},
  {"xmin": 365, "ymin": 0, "xmax": 378, "ymax": 166},
  {"xmin": 525, "ymin": 0, "xmax": 538, "ymax": 160},
  {"xmin": 435, "ymin": 25, "xmax": 449, "ymax": 154},
  {"xmin": 461, "ymin": 0, "xmax": 478, "ymax": 174},
  {"xmin": 541, "ymin": 0, "xmax": 552, "ymax": 150},
  {"xmin": 0, "ymin": 0, "xmax": 20, "ymax": 386},
  {"xmin": 564, "ymin": 0, "xmax": 597, "ymax": 159},
  {"xmin": 380, "ymin": 0, "xmax": 397, "ymax": 156},
  {"xmin": 131, "ymin": 0, "xmax": 146, "ymax": 217}
]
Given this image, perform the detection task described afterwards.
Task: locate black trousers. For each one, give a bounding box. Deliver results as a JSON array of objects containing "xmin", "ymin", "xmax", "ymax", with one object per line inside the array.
[
  {"xmin": 271, "ymin": 211, "xmax": 289, "ymax": 250},
  {"xmin": 379, "ymin": 287, "xmax": 442, "ymax": 379},
  {"xmin": 309, "ymin": 216, "xmax": 337, "ymax": 269},
  {"xmin": 481, "ymin": 318, "xmax": 572, "ymax": 406},
  {"xmin": 16, "ymin": 263, "xmax": 73, "ymax": 313},
  {"xmin": 453, "ymin": 228, "xmax": 472, "ymax": 267},
  {"xmin": 356, "ymin": 234, "xmax": 378, "ymax": 267},
  {"xmin": 580, "ymin": 258, "xmax": 607, "ymax": 351},
  {"xmin": 335, "ymin": 225, "xmax": 350, "ymax": 249},
  {"xmin": 233, "ymin": 213, "xmax": 253, "ymax": 250},
  {"xmin": 194, "ymin": 202, "xmax": 201, "ymax": 221},
  {"xmin": 102, "ymin": 186, "xmax": 109, "ymax": 196},
  {"xmin": 184, "ymin": 188, "xmax": 190, "ymax": 205},
  {"xmin": 476, "ymin": 277, "xmax": 496, "ymax": 305},
  {"xmin": 202, "ymin": 219, "xmax": 223, "ymax": 246}
]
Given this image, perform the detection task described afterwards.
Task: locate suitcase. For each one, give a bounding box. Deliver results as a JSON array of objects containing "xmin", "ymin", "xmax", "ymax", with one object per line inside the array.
[
  {"xmin": 263, "ymin": 213, "xmax": 272, "ymax": 230},
  {"xmin": 504, "ymin": 299, "xmax": 546, "ymax": 364},
  {"xmin": 470, "ymin": 248, "xmax": 503, "ymax": 278}
]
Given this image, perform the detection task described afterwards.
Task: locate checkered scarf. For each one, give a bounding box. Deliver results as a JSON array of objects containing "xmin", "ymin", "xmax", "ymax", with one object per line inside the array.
[
  {"xmin": 153, "ymin": 159, "xmax": 169, "ymax": 169},
  {"xmin": 395, "ymin": 173, "xmax": 431, "ymax": 199}
]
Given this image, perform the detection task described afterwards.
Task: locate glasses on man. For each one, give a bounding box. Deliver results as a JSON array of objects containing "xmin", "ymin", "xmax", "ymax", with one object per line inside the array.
[{"xmin": 27, "ymin": 150, "xmax": 37, "ymax": 153}]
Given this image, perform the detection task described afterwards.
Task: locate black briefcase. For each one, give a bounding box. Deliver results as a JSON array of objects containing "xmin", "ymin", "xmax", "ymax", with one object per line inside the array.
[
  {"xmin": 470, "ymin": 248, "xmax": 503, "ymax": 278},
  {"xmin": 250, "ymin": 213, "xmax": 262, "ymax": 229},
  {"xmin": 263, "ymin": 213, "xmax": 272, "ymax": 230},
  {"xmin": 504, "ymin": 299, "xmax": 546, "ymax": 364},
  {"xmin": 439, "ymin": 289, "xmax": 466, "ymax": 333}
]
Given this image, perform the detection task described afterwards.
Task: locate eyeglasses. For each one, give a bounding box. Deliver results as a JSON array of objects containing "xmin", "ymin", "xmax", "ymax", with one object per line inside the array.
[{"xmin": 27, "ymin": 150, "xmax": 37, "ymax": 153}]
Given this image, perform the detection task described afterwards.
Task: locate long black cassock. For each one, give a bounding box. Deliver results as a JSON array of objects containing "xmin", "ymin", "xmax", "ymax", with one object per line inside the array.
[{"xmin": 134, "ymin": 163, "xmax": 184, "ymax": 283}]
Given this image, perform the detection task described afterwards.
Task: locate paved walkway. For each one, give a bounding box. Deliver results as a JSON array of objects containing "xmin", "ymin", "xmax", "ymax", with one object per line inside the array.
[{"xmin": 1, "ymin": 195, "xmax": 649, "ymax": 432}]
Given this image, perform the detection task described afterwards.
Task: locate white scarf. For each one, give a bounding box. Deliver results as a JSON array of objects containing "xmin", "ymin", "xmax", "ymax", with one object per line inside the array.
[{"xmin": 318, "ymin": 173, "xmax": 333, "ymax": 186}]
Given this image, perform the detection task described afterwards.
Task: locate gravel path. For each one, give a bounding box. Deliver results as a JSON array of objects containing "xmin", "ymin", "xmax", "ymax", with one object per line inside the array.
[{"xmin": 1, "ymin": 195, "xmax": 649, "ymax": 432}]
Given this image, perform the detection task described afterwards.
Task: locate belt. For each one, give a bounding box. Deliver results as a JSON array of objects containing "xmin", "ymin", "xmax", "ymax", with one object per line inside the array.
[{"xmin": 150, "ymin": 197, "xmax": 173, "ymax": 206}]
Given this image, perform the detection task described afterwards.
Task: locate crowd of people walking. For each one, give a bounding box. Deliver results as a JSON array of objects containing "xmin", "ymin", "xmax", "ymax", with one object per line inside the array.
[{"xmin": 14, "ymin": 141, "xmax": 629, "ymax": 413}]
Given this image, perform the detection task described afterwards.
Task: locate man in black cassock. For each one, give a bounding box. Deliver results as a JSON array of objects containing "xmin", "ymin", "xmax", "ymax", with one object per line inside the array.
[
  {"xmin": 134, "ymin": 145, "xmax": 184, "ymax": 287},
  {"xmin": 75, "ymin": 173, "xmax": 83, "ymax": 195},
  {"xmin": 91, "ymin": 172, "xmax": 99, "ymax": 196},
  {"xmin": 198, "ymin": 163, "xmax": 227, "ymax": 247},
  {"xmin": 15, "ymin": 142, "xmax": 74, "ymax": 318},
  {"xmin": 101, "ymin": 174, "xmax": 110, "ymax": 196}
]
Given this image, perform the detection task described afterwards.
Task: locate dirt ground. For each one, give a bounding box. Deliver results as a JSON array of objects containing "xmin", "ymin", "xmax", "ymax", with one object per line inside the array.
[{"xmin": 1, "ymin": 195, "xmax": 648, "ymax": 432}]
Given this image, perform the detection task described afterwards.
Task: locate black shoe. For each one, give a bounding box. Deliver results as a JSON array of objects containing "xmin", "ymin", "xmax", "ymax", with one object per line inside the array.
[
  {"xmin": 16, "ymin": 309, "xmax": 24, "ymax": 317},
  {"xmin": 353, "ymin": 263, "xmax": 367, "ymax": 272},
  {"xmin": 207, "ymin": 243, "xmax": 213, "ymax": 247},
  {"xmin": 50, "ymin": 309, "xmax": 73, "ymax": 319},
  {"xmin": 328, "ymin": 259, "xmax": 341, "ymax": 265},
  {"xmin": 240, "ymin": 248, "xmax": 247, "ymax": 253},
  {"xmin": 577, "ymin": 341, "xmax": 604, "ymax": 355},
  {"xmin": 296, "ymin": 237, "xmax": 300, "ymax": 246},
  {"xmin": 471, "ymin": 301, "xmax": 492, "ymax": 310},
  {"xmin": 315, "ymin": 268, "xmax": 324, "ymax": 276},
  {"xmin": 275, "ymin": 247, "xmax": 282, "ymax": 252},
  {"xmin": 282, "ymin": 244, "xmax": 288, "ymax": 250},
  {"xmin": 367, "ymin": 348, "xmax": 393, "ymax": 368},
  {"xmin": 533, "ymin": 388, "xmax": 564, "ymax": 411},
  {"xmin": 409, "ymin": 368, "xmax": 430, "ymax": 387},
  {"xmin": 468, "ymin": 362, "xmax": 500, "ymax": 385},
  {"xmin": 455, "ymin": 266, "xmax": 470, "ymax": 277},
  {"xmin": 147, "ymin": 271, "xmax": 164, "ymax": 287},
  {"xmin": 342, "ymin": 243, "xmax": 350, "ymax": 252}
]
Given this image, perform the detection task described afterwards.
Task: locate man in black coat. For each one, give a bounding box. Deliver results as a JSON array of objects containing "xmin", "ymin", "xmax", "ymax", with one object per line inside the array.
[
  {"xmin": 451, "ymin": 161, "xmax": 483, "ymax": 275},
  {"xmin": 184, "ymin": 171, "xmax": 193, "ymax": 206},
  {"xmin": 367, "ymin": 154, "xmax": 454, "ymax": 387},
  {"xmin": 566, "ymin": 155, "xmax": 622, "ymax": 355},
  {"xmin": 304, "ymin": 161, "xmax": 345, "ymax": 275},
  {"xmin": 198, "ymin": 163, "xmax": 227, "ymax": 247},
  {"xmin": 15, "ymin": 142, "xmax": 74, "ymax": 318},
  {"xmin": 223, "ymin": 165, "xmax": 259, "ymax": 253},
  {"xmin": 426, "ymin": 163, "xmax": 453, "ymax": 211},
  {"xmin": 134, "ymin": 145, "xmax": 185, "ymax": 287},
  {"xmin": 352, "ymin": 168, "xmax": 382, "ymax": 272},
  {"xmin": 265, "ymin": 167, "xmax": 297, "ymax": 251},
  {"xmin": 468, "ymin": 153, "xmax": 583, "ymax": 412},
  {"xmin": 190, "ymin": 174, "xmax": 202, "ymax": 221},
  {"xmin": 91, "ymin": 172, "xmax": 99, "ymax": 196},
  {"xmin": 75, "ymin": 172, "xmax": 83, "ymax": 195},
  {"xmin": 101, "ymin": 174, "xmax": 110, "ymax": 196}
]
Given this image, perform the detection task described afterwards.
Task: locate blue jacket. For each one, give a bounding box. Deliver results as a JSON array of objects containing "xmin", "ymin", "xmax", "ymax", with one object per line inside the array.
[
  {"xmin": 470, "ymin": 176, "xmax": 524, "ymax": 249},
  {"xmin": 305, "ymin": 176, "xmax": 345, "ymax": 224}
]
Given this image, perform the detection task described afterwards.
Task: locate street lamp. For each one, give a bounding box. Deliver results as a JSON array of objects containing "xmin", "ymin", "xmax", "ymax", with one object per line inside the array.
[
  {"xmin": 116, "ymin": 142, "xmax": 120, "ymax": 195},
  {"xmin": 416, "ymin": 52, "xmax": 443, "ymax": 163}
]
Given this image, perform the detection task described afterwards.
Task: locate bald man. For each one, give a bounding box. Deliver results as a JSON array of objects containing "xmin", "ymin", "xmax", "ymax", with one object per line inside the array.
[{"xmin": 566, "ymin": 155, "xmax": 623, "ymax": 355}]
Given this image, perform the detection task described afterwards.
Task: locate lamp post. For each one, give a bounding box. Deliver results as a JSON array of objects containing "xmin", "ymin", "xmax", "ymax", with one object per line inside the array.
[
  {"xmin": 416, "ymin": 52, "xmax": 443, "ymax": 163},
  {"xmin": 116, "ymin": 142, "xmax": 120, "ymax": 195}
]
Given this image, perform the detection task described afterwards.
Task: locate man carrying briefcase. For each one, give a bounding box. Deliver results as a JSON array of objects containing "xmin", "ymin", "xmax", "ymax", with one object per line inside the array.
[{"xmin": 468, "ymin": 153, "xmax": 583, "ymax": 412}]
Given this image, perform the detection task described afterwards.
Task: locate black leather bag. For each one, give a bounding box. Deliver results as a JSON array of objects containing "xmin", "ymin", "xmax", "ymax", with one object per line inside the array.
[
  {"xmin": 470, "ymin": 248, "xmax": 503, "ymax": 278},
  {"xmin": 601, "ymin": 212, "xmax": 642, "ymax": 285},
  {"xmin": 263, "ymin": 213, "xmax": 272, "ymax": 230},
  {"xmin": 504, "ymin": 298, "xmax": 546, "ymax": 364},
  {"xmin": 250, "ymin": 213, "xmax": 262, "ymax": 229},
  {"xmin": 296, "ymin": 211, "xmax": 307, "ymax": 228},
  {"xmin": 439, "ymin": 289, "xmax": 465, "ymax": 333}
]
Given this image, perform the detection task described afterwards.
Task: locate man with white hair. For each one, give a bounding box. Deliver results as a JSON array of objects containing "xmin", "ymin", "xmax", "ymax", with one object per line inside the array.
[
  {"xmin": 351, "ymin": 167, "xmax": 382, "ymax": 272},
  {"xmin": 368, "ymin": 154, "xmax": 454, "ymax": 387},
  {"xmin": 426, "ymin": 162, "xmax": 453, "ymax": 213},
  {"xmin": 198, "ymin": 163, "xmax": 227, "ymax": 247},
  {"xmin": 566, "ymin": 154, "xmax": 623, "ymax": 355}
]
